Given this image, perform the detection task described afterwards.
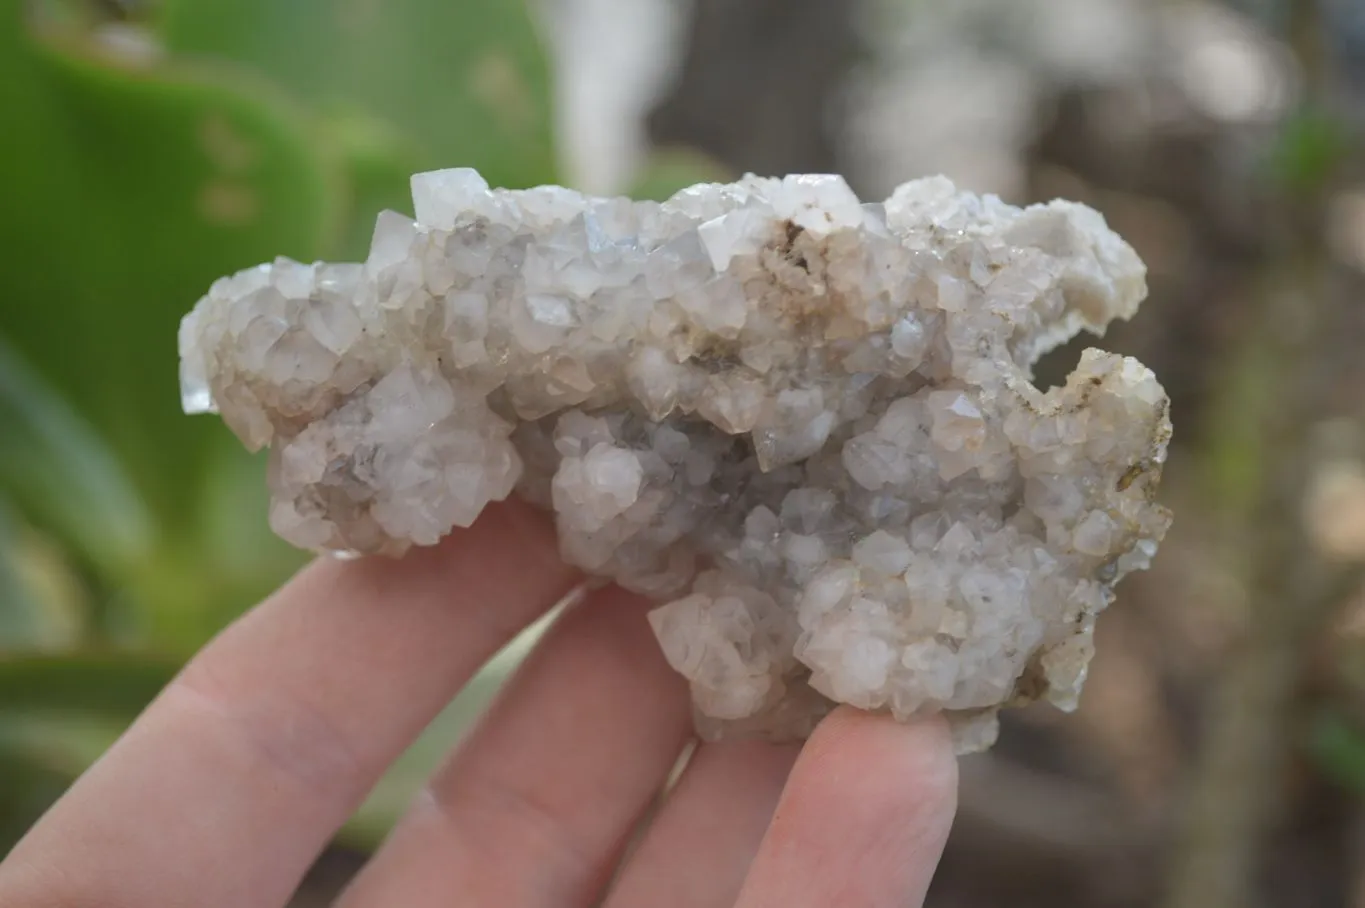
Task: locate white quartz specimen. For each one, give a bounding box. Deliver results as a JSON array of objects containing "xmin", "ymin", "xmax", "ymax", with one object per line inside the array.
[{"xmin": 179, "ymin": 169, "xmax": 1172, "ymax": 753}]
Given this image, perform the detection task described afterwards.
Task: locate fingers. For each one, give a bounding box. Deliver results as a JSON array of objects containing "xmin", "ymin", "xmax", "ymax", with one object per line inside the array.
[
  {"xmin": 0, "ymin": 500, "xmax": 580, "ymax": 908},
  {"xmin": 603, "ymin": 738, "xmax": 800, "ymax": 908},
  {"xmin": 732, "ymin": 708, "xmax": 957, "ymax": 908},
  {"xmin": 336, "ymin": 585, "xmax": 694, "ymax": 908}
]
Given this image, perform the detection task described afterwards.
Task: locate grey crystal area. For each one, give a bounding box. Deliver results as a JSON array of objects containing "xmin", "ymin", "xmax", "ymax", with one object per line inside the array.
[{"xmin": 179, "ymin": 169, "xmax": 1172, "ymax": 753}]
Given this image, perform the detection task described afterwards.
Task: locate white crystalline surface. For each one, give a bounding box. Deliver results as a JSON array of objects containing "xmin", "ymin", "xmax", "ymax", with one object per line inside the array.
[{"xmin": 179, "ymin": 169, "xmax": 1172, "ymax": 752}]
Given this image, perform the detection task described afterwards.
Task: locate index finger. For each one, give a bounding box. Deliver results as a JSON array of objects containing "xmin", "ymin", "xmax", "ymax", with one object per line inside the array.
[{"xmin": 0, "ymin": 500, "xmax": 580, "ymax": 908}]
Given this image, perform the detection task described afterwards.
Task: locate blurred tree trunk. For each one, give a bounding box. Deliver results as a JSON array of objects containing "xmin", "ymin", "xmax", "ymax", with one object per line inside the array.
[{"xmin": 646, "ymin": 0, "xmax": 859, "ymax": 176}]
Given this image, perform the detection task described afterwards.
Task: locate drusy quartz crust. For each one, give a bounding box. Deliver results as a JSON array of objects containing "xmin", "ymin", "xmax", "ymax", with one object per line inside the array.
[{"xmin": 179, "ymin": 170, "xmax": 1171, "ymax": 753}]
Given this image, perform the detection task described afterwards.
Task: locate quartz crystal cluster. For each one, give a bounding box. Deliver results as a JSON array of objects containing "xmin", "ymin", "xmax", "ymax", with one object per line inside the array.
[{"xmin": 179, "ymin": 169, "xmax": 1172, "ymax": 752}]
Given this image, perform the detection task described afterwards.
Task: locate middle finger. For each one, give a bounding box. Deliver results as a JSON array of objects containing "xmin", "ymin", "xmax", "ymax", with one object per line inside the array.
[
  {"xmin": 603, "ymin": 738, "xmax": 800, "ymax": 908},
  {"xmin": 337, "ymin": 585, "xmax": 695, "ymax": 908}
]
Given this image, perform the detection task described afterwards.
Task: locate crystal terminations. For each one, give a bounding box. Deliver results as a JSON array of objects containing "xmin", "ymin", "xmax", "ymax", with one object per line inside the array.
[{"xmin": 179, "ymin": 170, "xmax": 1172, "ymax": 752}]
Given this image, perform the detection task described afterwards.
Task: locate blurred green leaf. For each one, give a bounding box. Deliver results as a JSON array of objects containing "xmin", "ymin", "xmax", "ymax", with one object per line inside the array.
[
  {"xmin": 0, "ymin": 651, "xmax": 177, "ymax": 718},
  {"xmin": 0, "ymin": 743, "xmax": 73, "ymax": 849},
  {"xmin": 627, "ymin": 146, "xmax": 734, "ymax": 203},
  {"xmin": 0, "ymin": 338, "xmax": 153, "ymax": 576},
  {"xmin": 192, "ymin": 442, "xmax": 307, "ymax": 625},
  {"xmin": 1266, "ymin": 109, "xmax": 1351, "ymax": 197},
  {"xmin": 0, "ymin": 500, "xmax": 84, "ymax": 649},
  {"xmin": 1308, "ymin": 709, "xmax": 1365, "ymax": 795},
  {"xmin": 321, "ymin": 110, "xmax": 424, "ymax": 258},
  {"xmin": 0, "ymin": 714, "xmax": 126, "ymax": 776},
  {"xmin": 0, "ymin": 503, "xmax": 57, "ymax": 645},
  {"xmin": 1202, "ymin": 333, "xmax": 1275, "ymax": 531},
  {"xmin": 0, "ymin": 3, "xmax": 342, "ymax": 531},
  {"xmin": 159, "ymin": 0, "xmax": 558, "ymax": 254}
]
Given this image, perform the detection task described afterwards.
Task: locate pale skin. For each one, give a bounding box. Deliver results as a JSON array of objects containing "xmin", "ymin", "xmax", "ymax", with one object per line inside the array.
[{"xmin": 0, "ymin": 500, "xmax": 958, "ymax": 908}]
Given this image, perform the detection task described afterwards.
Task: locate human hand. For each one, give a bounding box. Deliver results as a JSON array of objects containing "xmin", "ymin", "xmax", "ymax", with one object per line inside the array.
[{"xmin": 0, "ymin": 501, "xmax": 957, "ymax": 908}]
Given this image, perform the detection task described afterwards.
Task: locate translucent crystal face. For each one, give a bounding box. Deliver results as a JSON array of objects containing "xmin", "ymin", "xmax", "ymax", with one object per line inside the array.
[{"xmin": 178, "ymin": 169, "xmax": 1172, "ymax": 753}]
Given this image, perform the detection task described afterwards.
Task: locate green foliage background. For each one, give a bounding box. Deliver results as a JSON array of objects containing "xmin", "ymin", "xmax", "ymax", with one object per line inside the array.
[{"xmin": 0, "ymin": 0, "xmax": 719, "ymax": 851}]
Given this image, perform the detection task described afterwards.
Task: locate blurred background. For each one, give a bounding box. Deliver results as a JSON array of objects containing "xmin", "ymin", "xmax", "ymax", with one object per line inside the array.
[{"xmin": 2, "ymin": 0, "xmax": 1365, "ymax": 904}]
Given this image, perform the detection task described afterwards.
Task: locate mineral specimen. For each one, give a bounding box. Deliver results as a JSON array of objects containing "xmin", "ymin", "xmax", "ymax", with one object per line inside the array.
[{"xmin": 178, "ymin": 169, "xmax": 1172, "ymax": 752}]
